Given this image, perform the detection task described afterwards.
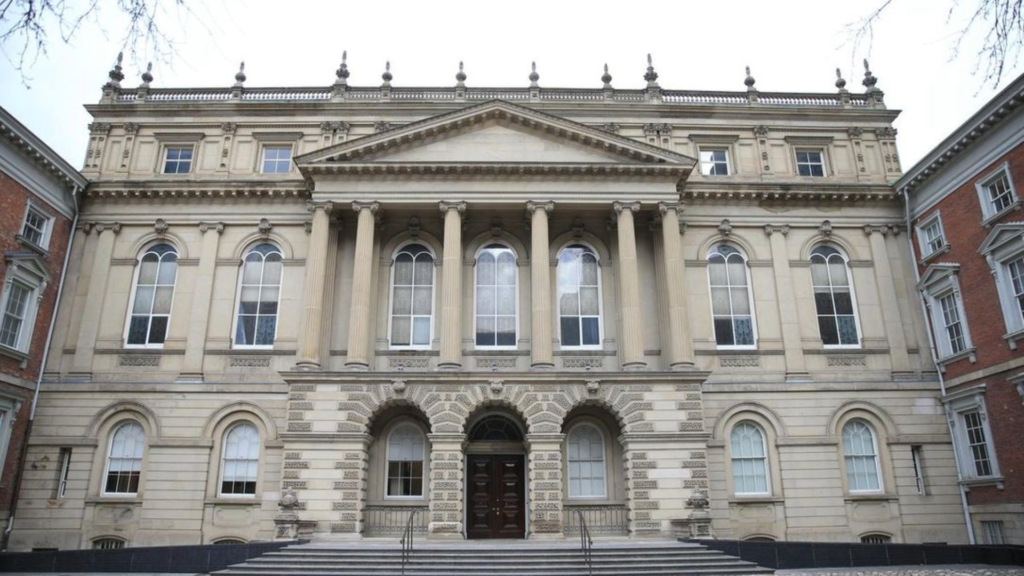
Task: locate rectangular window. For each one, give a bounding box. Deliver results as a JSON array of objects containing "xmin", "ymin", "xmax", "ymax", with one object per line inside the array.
[
  {"xmin": 0, "ymin": 281, "xmax": 32, "ymax": 350},
  {"xmin": 21, "ymin": 207, "xmax": 50, "ymax": 248},
  {"xmin": 911, "ymin": 445, "xmax": 926, "ymax": 495},
  {"xmin": 796, "ymin": 150, "xmax": 825, "ymax": 177},
  {"xmin": 986, "ymin": 173, "xmax": 1014, "ymax": 214},
  {"xmin": 261, "ymin": 146, "xmax": 292, "ymax": 174},
  {"xmin": 982, "ymin": 520, "xmax": 1005, "ymax": 545},
  {"xmin": 386, "ymin": 460, "xmax": 424, "ymax": 497},
  {"xmin": 162, "ymin": 146, "xmax": 193, "ymax": 174},
  {"xmin": 57, "ymin": 448, "xmax": 72, "ymax": 499},
  {"xmin": 939, "ymin": 293, "xmax": 966, "ymax": 355},
  {"xmin": 1009, "ymin": 258, "xmax": 1024, "ymax": 326},
  {"xmin": 976, "ymin": 166, "xmax": 1019, "ymax": 221},
  {"xmin": 700, "ymin": 149, "xmax": 730, "ymax": 176},
  {"xmin": 918, "ymin": 217, "xmax": 946, "ymax": 257},
  {"xmin": 962, "ymin": 410, "xmax": 993, "ymax": 478}
]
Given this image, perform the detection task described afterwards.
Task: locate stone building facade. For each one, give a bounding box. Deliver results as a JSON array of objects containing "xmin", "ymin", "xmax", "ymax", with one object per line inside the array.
[
  {"xmin": 0, "ymin": 106, "xmax": 85, "ymax": 547},
  {"xmin": 8, "ymin": 57, "xmax": 969, "ymax": 550},
  {"xmin": 900, "ymin": 72, "xmax": 1024, "ymax": 545}
]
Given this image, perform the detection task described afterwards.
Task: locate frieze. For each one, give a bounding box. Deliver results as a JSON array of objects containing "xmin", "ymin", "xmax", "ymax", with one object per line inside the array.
[
  {"xmin": 635, "ymin": 500, "xmax": 660, "ymax": 510},
  {"xmin": 332, "ymin": 502, "xmax": 356, "ymax": 510},
  {"xmin": 674, "ymin": 383, "xmax": 700, "ymax": 391},
  {"xmin": 291, "ymin": 383, "xmax": 316, "ymax": 392},
  {"xmin": 633, "ymin": 480, "xmax": 658, "ymax": 489},
  {"xmin": 684, "ymin": 479, "xmax": 709, "ymax": 488},
  {"xmin": 335, "ymin": 461, "xmax": 362, "ymax": 469},
  {"xmin": 287, "ymin": 422, "xmax": 311, "ymax": 432},
  {"xmin": 285, "ymin": 452, "xmax": 301, "ymax": 460},
  {"xmin": 334, "ymin": 481, "xmax": 359, "ymax": 490},
  {"xmin": 284, "ymin": 461, "xmax": 309, "ymax": 469},
  {"xmin": 337, "ymin": 384, "xmax": 364, "ymax": 392},
  {"xmin": 631, "ymin": 460, "xmax": 657, "ymax": 469}
]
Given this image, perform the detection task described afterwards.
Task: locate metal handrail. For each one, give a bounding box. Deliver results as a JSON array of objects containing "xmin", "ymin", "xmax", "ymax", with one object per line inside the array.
[
  {"xmin": 400, "ymin": 509, "xmax": 417, "ymax": 576},
  {"xmin": 576, "ymin": 509, "xmax": 593, "ymax": 576}
]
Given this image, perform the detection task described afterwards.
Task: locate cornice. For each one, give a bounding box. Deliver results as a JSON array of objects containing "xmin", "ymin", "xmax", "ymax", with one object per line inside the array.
[
  {"xmin": 299, "ymin": 162, "xmax": 689, "ymax": 179},
  {"xmin": 84, "ymin": 179, "xmax": 309, "ymax": 200},
  {"xmin": 682, "ymin": 181, "xmax": 898, "ymax": 202},
  {"xmin": 0, "ymin": 106, "xmax": 89, "ymax": 192}
]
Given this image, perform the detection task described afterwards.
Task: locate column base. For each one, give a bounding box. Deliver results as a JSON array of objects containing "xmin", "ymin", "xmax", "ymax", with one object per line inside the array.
[
  {"xmin": 344, "ymin": 362, "xmax": 370, "ymax": 371},
  {"xmin": 669, "ymin": 361, "xmax": 696, "ymax": 370},
  {"xmin": 175, "ymin": 372, "xmax": 204, "ymax": 383},
  {"xmin": 436, "ymin": 362, "xmax": 462, "ymax": 371},
  {"xmin": 293, "ymin": 360, "xmax": 323, "ymax": 371},
  {"xmin": 785, "ymin": 371, "xmax": 812, "ymax": 382},
  {"xmin": 621, "ymin": 362, "xmax": 647, "ymax": 371},
  {"xmin": 530, "ymin": 362, "xmax": 555, "ymax": 371}
]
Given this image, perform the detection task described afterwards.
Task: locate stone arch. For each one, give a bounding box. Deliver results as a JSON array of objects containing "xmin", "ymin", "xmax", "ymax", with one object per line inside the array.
[
  {"xmin": 560, "ymin": 383, "xmax": 637, "ymax": 433},
  {"xmin": 464, "ymin": 229, "xmax": 529, "ymax": 263},
  {"xmin": 713, "ymin": 402, "xmax": 788, "ymax": 441},
  {"xmin": 201, "ymin": 401, "xmax": 279, "ymax": 441},
  {"xmin": 87, "ymin": 400, "xmax": 161, "ymax": 439},
  {"xmin": 696, "ymin": 232, "xmax": 760, "ymax": 262},
  {"xmin": 800, "ymin": 233, "xmax": 861, "ymax": 261},
  {"xmin": 465, "ymin": 398, "xmax": 531, "ymax": 438},
  {"xmin": 380, "ymin": 230, "xmax": 444, "ymax": 265},
  {"xmin": 549, "ymin": 231, "xmax": 611, "ymax": 264},
  {"xmin": 825, "ymin": 400, "xmax": 898, "ymax": 440},
  {"xmin": 231, "ymin": 232, "xmax": 294, "ymax": 260},
  {"xmin": 127, "ymin": 232, "xmax": 191, "ymax": 260}
]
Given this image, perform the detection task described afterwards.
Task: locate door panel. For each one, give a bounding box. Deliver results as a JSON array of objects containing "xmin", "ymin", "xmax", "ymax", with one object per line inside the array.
[
  {"xmin": 466, "ymin": 456, "xmax": 494, "ymax": 539},
  {"xmin": 465, "ymin": 454, "xmax": 525, "ymax": 539}
]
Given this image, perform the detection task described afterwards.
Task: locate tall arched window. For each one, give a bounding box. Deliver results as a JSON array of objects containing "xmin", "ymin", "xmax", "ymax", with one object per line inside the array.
[
  {"xmin": 390, "ymin": 244, "xmax": 434, "ymax": 348},
  {"xmin": 220, "ymin": 423, "xmax": 260, "ymax": 496},
  {"xmin": 126, "ymin": 243, "xmax": 178, "ymax": 347},
  {"xmin": 810, "ymin": 246, "xmax": 860, "ymax": 346},
  {"xmin": 386, "ymin": 424, "xmax": 424, "ymax": 497},
  {"xmin": 104, "ymin": 422, "xmax": 144, "ymax": 495},
  {"xmin": 708, "ymin": 244, "xmax": 755, "ymax": 347},
  {"xmin": 730, "ymin": 422, "xmax": 769, "ymax": 495},
  {"xmin": 567, "ymin": 424, "xmax": 606, "ymax": 498},
  {"xmin": 558, "ymin": 245, "xmax": 601, "ymax": 347},
  {"xmin": 842, "ymin": 420, "xmax": 882, "ymax": 492},
  {"xmin": 235, "ymin": 243, "xmax": 283, "ymax": 347},
  {"xmin": 476, "ymin": 244, "xmax": 517, "ymax": 347}
]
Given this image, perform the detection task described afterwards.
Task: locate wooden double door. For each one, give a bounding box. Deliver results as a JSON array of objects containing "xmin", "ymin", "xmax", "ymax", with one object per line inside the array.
[{"xmin": 466, "ymin": 454, "xmax": 526, "ymax": 539}]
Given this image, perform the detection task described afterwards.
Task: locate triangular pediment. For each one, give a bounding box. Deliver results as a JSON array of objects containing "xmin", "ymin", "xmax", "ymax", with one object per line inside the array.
[
  {"xmin": 296, "ymin": 100, "xmax": 696, "ymax": 170},
  {"xmin": 979, "ymin": 222, "xmax": 1024, "ymax": 257},
  {"xmin": 4, "ymin": 250, "xmax": 51, "ymax": 283},
  {"xmin": 917, "ymin": 263, "xmax": 960, "ymax": 291}
]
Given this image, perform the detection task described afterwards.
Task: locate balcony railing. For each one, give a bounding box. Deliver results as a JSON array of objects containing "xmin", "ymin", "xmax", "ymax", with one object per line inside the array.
[
  {"xmin": 563, "ymin": 503, "xmax": 629, "ymax": 536},
  {"xmin": 364, "ymin": 505, "xmax": 429, "ymax": 537}
]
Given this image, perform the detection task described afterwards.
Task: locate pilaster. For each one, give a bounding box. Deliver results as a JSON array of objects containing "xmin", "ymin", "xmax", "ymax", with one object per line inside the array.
[
  {"xmin": 178, "ymin": 222, "xmax": 224, "ymax": 382},
  {"xmin": 527, "ymin": 201, "xmax": 555, "ymax": 370},
  {"xmin": 764, "ymin": 224, "xmax": 808, "ymax": 380},
  {"xmin": 526, "ymin": 433, "xmax": 565, "ymax": 538},
  {"xmin": 70, "ymin": 222, "xmax": 120, "ymax": 380},
  {"xmin": 438, "ymin": 201, "xmax": 467, "ymax": 370},
  {"xmin": 427, "ymin": 433, "xmax": 466, "ymax": 539},
  {"xmin": 345, "ymin": 202, "xmax": 379, "ymax": 370},
  {"xmin": 864, "ymin": 225, "xmax": 911, "ymax": 376},
  {"xmin": 296, "ymin": 201, "xmax": 335, "ymax": 370},
  {"xmin": 613, "ymin": 201, "xmax": 646, "ymax": 370}
]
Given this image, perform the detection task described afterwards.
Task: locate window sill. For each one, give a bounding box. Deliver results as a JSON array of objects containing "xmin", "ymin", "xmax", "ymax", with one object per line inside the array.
[
  {"xmin": 379, "ymin": 498, "xmax": 428, "ymax": 504},
  {"xmin": 844, "ymin": 493, "xmax": 900, "ymax": 503},
  {"xmin": 982, "ymin": 200, "xmax": 1022, "ymax": 228},
  {"xmin": 205, "ymin": 497, "xmax": 260, "ymax": 506},
  {"xmin": 937, "ymin": 347, "xmax": 977, "ymax": 368},
  {"xmin": 0, "ymin": 345, "xmax": 29, "ymax": 364},
  {"xmin": 86, "ymin": 496, "xmax": 142, "ymax": 505},
  {"xmin": 1003, "ymin": 329, "xmax": 1024, "ymax": 350},
  {"xmin": 919, "ymin": 244, "xmax": 951, "ymax": 265},
  {"xmin": 15, "ymin": 234, "xmax": 49, "ymax": 256},
  {"xmin": 960, "ymin": 476, "xmax": 1004, "ymax": 490},
  {"xmin": 728, "ymin": 496, "xmax": 784, "ymax": 505}
]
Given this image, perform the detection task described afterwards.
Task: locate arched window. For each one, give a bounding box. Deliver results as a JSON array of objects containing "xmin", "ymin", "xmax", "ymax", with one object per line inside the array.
[
  {"xmin": 386, "ymin": 424, "xmax": 425, "ymax": 497},
  {"xmin": 390, "ymin": 244, "xmax": 434, "ymax": 348},
  {"xmin": 842, "ymin": 420, "xmax": 882, "ymax": 492},
  {"xmin": 469, "ymin": 415, "xmax": 523, "ymax": 442},
  {"xmin": 730, "ymin": 422, "xmax": 769, "ymax": 495},
  {"xmin": 235, "ymin": 243, "xmax": 283, "ymax": 347},
  {"xmin": 567, "ymin": 424, "xmax": 606, "ymax": 498},
  {"xmin": 126, "ymin": 243, "xmax": 178, "ymax": 346},
  {"xmin": 220, "ymin": 423, "xmax": 260, "ymax": 496},
  {"xmin": 475, "ymin": 244, "xmax": 517, "ymax": 347},
  {"xmin": 810, "ymin": 246, "xmax": 860, "ymax": 346},
  {"xmin": 708, "ymin": 244, "xmax": 755, "ymax": 347},
  {"xmin": 557, "ymin": 245, "xmax": 601, "ymax": 347},
  {"xmin": 104, "ymin": 422, "xmax": 144, "ymax": 495}
]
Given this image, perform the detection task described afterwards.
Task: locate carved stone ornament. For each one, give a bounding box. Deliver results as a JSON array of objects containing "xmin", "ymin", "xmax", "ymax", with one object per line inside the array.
[
  {"xmin": 601, "ymin": 123, "xmax": 620, "ymax": 133},
  {"xmin": 846, "ymin": 127, "xmax": 863, "ymax": 138},
  {"xmin": 123, "ymin": 122, "xmax": 140, "ymax": 135},
  {"xmin": 407, "ymin": 216, "xmax": 422, "ymax": 237},
  {"xmin": 752, "ymin": 125, "xmax": 769, "ymax": 137},
  {"xmin": 489, "ymin": 380, "xmax": 504, "ymax": 394},
  {"xmin": 763, "ymin": 224, "xmax": 790, "ymax": 237},
  {"xmin": 258, "ymin": 218, "xmax": 273, "ymax": 237},
  {"xmin": 717, "ymin": 219, "xmax": 733, "ymax": 236},
  {"xmin": 221, "ymin": 122, "xmax": 237, "ymax": 134},
  {"xmin": 392, "ymin": 379, "xmax": 407, "ymax": 395},
  {"xmin": 153, "ymin": 219, "xmax": 169, "ymax": 235},
  {"xmin": 571, "ymin": 217, "xmax": 586, "ymax": 238},
  {"xmin": 321, "ymin": 121, "xmax": 350, "ymax": 134},
  {"xmin": 490, "ymin": 217, "xmax": 504, "ymax": 237},
  {"xmin": 586, "ymin": 380, "xmax": 600, "ymax": 395},
  {"xmin": 88, "ymin": 122, "xmax": 112, "ymax": 135},
  {"xmin": 374, "ymin": 121, "xmax": 393, "ymax": 133},
  {"xmin": 198, "ymin": 222, "xmax": 225, "ymax": 234},
  {"xmin": 819, "ymin": 220, "xmax": 834, "ymax": 237},
  {"xmin": 875, "ymin": 127, "xmax": 897, "ymax": 139},
  {"xmin": 643, "ymin": 123, "xmax": 672, "ymax": 136},
  {"xmin": 278, "ymin": 487, "xmax": 299, "ymax": 510},
  {"xmin": 686, "ymin": 490, "xmax": 710, "ymax": 510}
]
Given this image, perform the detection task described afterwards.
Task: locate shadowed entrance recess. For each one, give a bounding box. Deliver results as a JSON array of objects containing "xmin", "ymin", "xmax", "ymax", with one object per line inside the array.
[{"xmin": 465, "ymin": 412, "xmax": 527, "ymax": 539}]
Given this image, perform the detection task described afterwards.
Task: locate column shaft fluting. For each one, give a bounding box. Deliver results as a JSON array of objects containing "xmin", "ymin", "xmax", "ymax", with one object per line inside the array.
[
  {"xmin": 528, "ymin": 201, "xmax": 555, "ymax": 369},
  {"xmin": 438, "ymin": 201, "xmax": 466, "ymax": 370},
  {"xmin": 614, "ymin": 202, "xmax": 646, "ymax": 369},
  {"xmin": 345, "ymin": 202, "xmax": 379, "ymax": 370},
  {"xmin": 658, "ymin": 203, "xmax": 694, "ymax": 368},
  {"xmin": 296, "ymin": 202, "xmax": 334, "ymax": 369}
]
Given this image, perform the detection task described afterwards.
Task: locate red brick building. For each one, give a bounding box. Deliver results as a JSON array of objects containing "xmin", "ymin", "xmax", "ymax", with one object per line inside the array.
[
  {"xmin": 0, "ymin": 107, "xmax": 84, "ymax": 548},
  {"xmin": 900, "ymin": 73, "xmax": 1024, "ymax": 545}
]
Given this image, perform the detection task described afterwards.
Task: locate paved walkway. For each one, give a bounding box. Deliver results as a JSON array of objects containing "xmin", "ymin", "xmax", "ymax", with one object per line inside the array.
[{"xmin": 779, "ymin": 566, "xmax": 1024, "ymax": 576}]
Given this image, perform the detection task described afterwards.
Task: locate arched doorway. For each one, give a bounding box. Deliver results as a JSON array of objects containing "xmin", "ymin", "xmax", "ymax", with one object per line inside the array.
[{"xmin": 464, "ymin": 410, "xmax": 527, "ymax": 539}]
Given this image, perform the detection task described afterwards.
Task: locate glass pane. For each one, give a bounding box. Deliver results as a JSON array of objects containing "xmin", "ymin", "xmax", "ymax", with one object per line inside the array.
[
  {"xmin": 714, "ymin": 318, "xmax": 734, "ymax": 346},
  {"xmin": 412, "ymin": 287, "xmax": 432, "ymax": 315},
  {"xmin": 476, "ymin": 316, "xmax": 495, "ymax": 346},
  {"xmin": 810, "ymin": 262, "xmax": 829, "ymax": 286},
  {"xmin": 814, "ymin": 291, "xmax": 835, "ymax": 315},
  {"xmin": 157, "ymin": 259, "xmax": 177, "ymax": 285},
  {"xmin": 242, "ymin": 259, "xmax": 262, "ymax": 284},
  {"xmin": 581, "ymin": 317, "xmax": 600, "ymax": 345},
  {"xmin": 833, "ymin": 291, "xmax": 854, "ymax": 315},
  {"xmin": 393, "ymin": 287, "xmax": 412, "ymax": 315},
  {"xmin": 497, "ymin": 286, "xmax": 516, "ymax": 314},
  {"xmin": 148, "ymin": 316, "xmax": 168, "ymax": 344},
  {"xmin": 497, "ymin": 317, "xmax": 516, "ymax": 345},
  {"xmin": 258, "ymin": 289, "xmax": 279, "ymax": 314},
  {"xmin": 477, "ymin": 253, "xmax": 496, "ymax": 285},
  {"xmin": 255, "ymin": 316, "xmax": 276, "ymax": 345},
  {"xmin": 708, "ymin": 260, "xmax": 727, "ymax": 285},
  {"xmin": 581, "ymin": 257, "xmax": 598, "ymax": 285},
  {"xmin": 153, "ymin": 287, "xmax": 174, "ymax": 314},
  {"xmin": 263, "ymin": 259, "xmax": 283, "ymax": 285},
  {"xmin": 818, "ymin": 317, "xmax": 839, "ymax": 345},
  {"xmin": 497, "ymin": 253, "xmax": 516, "ymax": 285},
  {"xmin": 727, "ymin": 260, "xmax": 746, "ymax": 286},
  {"xmin": 414, "ymin": 256, "xmax": 433, "ymax": 286},
  {"xmin": 412, "ymin": 317, "xmax": 430, "ymax": 345},
  {"xmin": 132, "ymin": 286, "xmax": 154, "ymax": 314},
  {"xmin": 394, "ymin": 258, "xmax": 413, "ymax": 285},
  {"xmin": 127, "ymin": 316, "xmax": 149, "ymax": 344},
  {"xmin": 711, "ymin": 287, "xmax": 730, "ymax": 315},
  {"xmin": 734, "ymin": 317, "xmax": 754, "ymax": 345},
  {"xmin": 559, "ymin": 292, "xmax": 579, "ymax": 316},
  {"xmin": 829, "ymin": 261, "xmax": 849, "ymax": 286},
  {"xmin": 139, "ymin": 258, "xmax": 158, "ymax": 284},
  {"xmin": 237, "ymin": 316, "xmax": 256, "ymax": 345},
  {"xmin": 239, "ymin": 287, "xmax": 260, "ymax": 314},
  {"xmin": 561, "ymin": 318, "xmax": 580, "ymax": 346},
  {"xmin": 392, "ymin": 317, "xmax": 410, "ymax": 345},
  {"xmin": 731, "ymin": 288, "xmax": 750, "ymax": 315},
  {"xmin": 579, "ymin": 287, "xmax": 599, "ymax": 315},
  {"xmin": 838, "ymin": 316, "xmax": 859, "ymax": 345}
]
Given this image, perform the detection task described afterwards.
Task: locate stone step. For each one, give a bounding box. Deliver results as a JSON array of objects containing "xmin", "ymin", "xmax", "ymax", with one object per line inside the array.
[{"xmin": 260, "ymin": 549, "xmax": 728, "ymax": 560}]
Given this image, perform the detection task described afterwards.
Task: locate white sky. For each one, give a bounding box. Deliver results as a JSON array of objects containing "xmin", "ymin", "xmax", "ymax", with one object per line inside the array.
[{"xmin": 1, "ymin": 0, "xmax": 1022, "ymax": 172}]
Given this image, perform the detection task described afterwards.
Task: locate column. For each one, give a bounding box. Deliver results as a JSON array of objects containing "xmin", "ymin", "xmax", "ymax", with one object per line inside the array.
[
  {"xmin": 296, "ymin": 201, "xmax": 334, "ymax": 369},
  {"xmin": 427, "ymin": 433, "xmax": 466, "ymax": 539},
  {"xmin": 865, "ymin": 225, "xmax": 911, "ymax": 375},
  {"xmin": 178, "ymin": 222, "xmax": 224, "ymax": 382},
  {"xmin": 345, "ymin": 202, "xmax": 379, "ymax": 370},
  {"xmin": 658, "ymin": 203, "xmax": 695, "ymax": 369},
  {"xmin": 526, "ymin": 433, "xmax": 565, "ymax": 539},
  {"xmin": 438, "ymin": 201, "xmax": 467, "ymax": 370},
  {"xmin": 527, "ymin": 201, "xmax": 555, "ymax": 369},
  {"xmin": 70, "ymin": 222, "xmax": 120, "ymax": 379},
  {"xmin": 613, "ymin": 201, "xmax": 646, "ymax": 370},
  {"xmin": 764, "ymin": 225, "xmax": 808, "ymax": 380}
]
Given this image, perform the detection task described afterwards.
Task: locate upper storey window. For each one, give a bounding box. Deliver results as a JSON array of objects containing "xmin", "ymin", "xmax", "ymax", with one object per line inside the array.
[
  {"xmin": 976, "ymin": 165, "xmax": 1019, "ymax": 222},
  {"xmin": 700, "ymin": 149, "xmax": 730, "ymax": 176},
  {"xmin": 796, "ymin": 150, "xmax": 826, "ymax": 177},
  {"xmin": 234, "ymin": 243, "xmax": 283, "ymax": 348},
  {"xmin": 125, "ymin": 244, "xmax": 178, "ymax": 347},
  {"xmin": 261, "ymin": 146, "xmax": 293, "ymax": 174},
  {"xmin": 557, "ymin": 244, "xmax": 601, "ymax": 348},
  {"xmin": 810, "ymin": 246, "xmax": 860, "ymax": 347},
  {"xmin": 917, "ymin": 213, "xmax": 948, "ymax": 259},
  {"xmin": 162, "ymin": 146, "xmax": 193, "ymax": 174},
  {"xmin": 708, "ymin": 244, "xmax": 756, "ymax": 348},
  {"xmin": 390, "ymin": 244, "xmax": 434, "ymax": 349},
  {"xmin": 20, "ymin": 205, "xmax": 52, "ymax": 249},
  {"xmin": 475, "ymin": 244, "xmax": 517, "ymax": 348}
]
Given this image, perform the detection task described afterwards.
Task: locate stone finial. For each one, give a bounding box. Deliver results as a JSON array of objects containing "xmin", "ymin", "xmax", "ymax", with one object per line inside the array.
[
  {"xmin": 335, "ymin": 50, "xmax": 350, "ymax": 86},
  {"xmin": 140, "ymin": 62, "xmax": 154, "ymax": 87},
  {"xmin": 744, "ymin": 66, "xmax": 756, "ymax": 90},
  {"xmin": 835, "ymin": 67, "xmax": 847, "ymax": 91},
  {"xmin": 601, "ymin": 63, "xmax": 613, "ymax": 88},
  {"xmin": 862, "ymin": 59, "xmax": 879, "ymax": 92},
  {"xmin": 529, "ymin": 61, "xmax": 540, "ymax": 87},
  {"xmin": 234, "ymin": 61, "xmax": 246, "ymax": 87},
  {"xmin": 106, "ymin": 52, "xmax": 125, "ymax": 87},
  {"xmin": 382, "ymin": 60, "xmax": 392, "ymax": 85},
  {"xmin": 456, "ymin": 61, "xmax": 467, "ymax": 86},
  {"xmin": 644, "ymin": 53, "xmax": 659, "ymax": 87}
]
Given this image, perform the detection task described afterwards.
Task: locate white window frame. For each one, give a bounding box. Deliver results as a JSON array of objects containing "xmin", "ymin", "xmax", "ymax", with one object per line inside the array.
[
  {"xmin": 975, "ymin": 163, "xmax": 1019, "ymax": 224},
  {"xmin": 19, "ymin": 203, "xmax": 53, "ymax": 251},
  {"xmin": 0, "ymin": 397, "xmax": 19, "ymax": 482},
  {"xmin": 920, "ymin": 267, "xmax": 976, "ymax": 363},
  {"xmin": 981, "ymin": 521, "xmax": 1005, "ymax": 545},
  {"xmin": 387, "ymin": 242, "xmax": 436, "ymax": 350},
  {"xmin": 384, "ymin": 423, "xmax": 426, "ymax": 500},
  {"xmin": 260, "ymin": 144, "xmax": 294, "ymax": 174},
  {"xmin": 473, "ymin": 243, "xmax": 519, "ymax": 350},
  {"xmin": 699, "ymin": 147, "xmax": 731, "ymax": 176},
  {"xmin": 57, "ymin": 447, "xmax": 72, "ymax": 499},
  {"xmin": 161, "ymin": 145, "xmax": 195, "ymax": 175},
  {"xmin": 566, "ymin": 422, "xmax": 607, "ymax": 499},
  {"xmin": 101, "ymin": 421, "xmax": 145, "ymax": 497},
  {"xmin": 795, "ymin": 148, "xmax": 827, "ymax": 177},
  {"xmin": 556, "ymin": 243, "xmax": 604, "ymax": 350},
  {"xmin": 0, "ymin": 262, "xmax": 45, "ymax": 356},
  {"xmin": 729, "ymin": 421, "xmax": 771, "ymax": 497},
  {"xmin": 915, "ymin": 212, "xmax": 948, "ymax": 261},
  {"xmin": 841, "ymin": 419, "xmax": 884, "ymax": 494},
  {"xmin": 980, "ymin": 225, "xmax": 1024, "ymax": 344},
  {"xmin": 707, "ymin": 244, "xmax": 757, "ymax": 349},
  {"xmin": 810, "ymin": 245, "xmax": 862, "ymax": 348},
  {"xmin": 123, "ymin": 243, "xmax": 179, "ymax": 349},
  {"xmin": 218, "ymin": 422, "xmax": 260, "ymax": 498},
  {"xmin": 92, "ymin": 537, "xmax": 127, "ymax": 550},
  {"xmin": 232, "ymin": 243, "xmax": 284, "ymax": 349},
  {"xmin": 944, "ymin": 386, "xmax": 1001, "ymax": 483}
]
